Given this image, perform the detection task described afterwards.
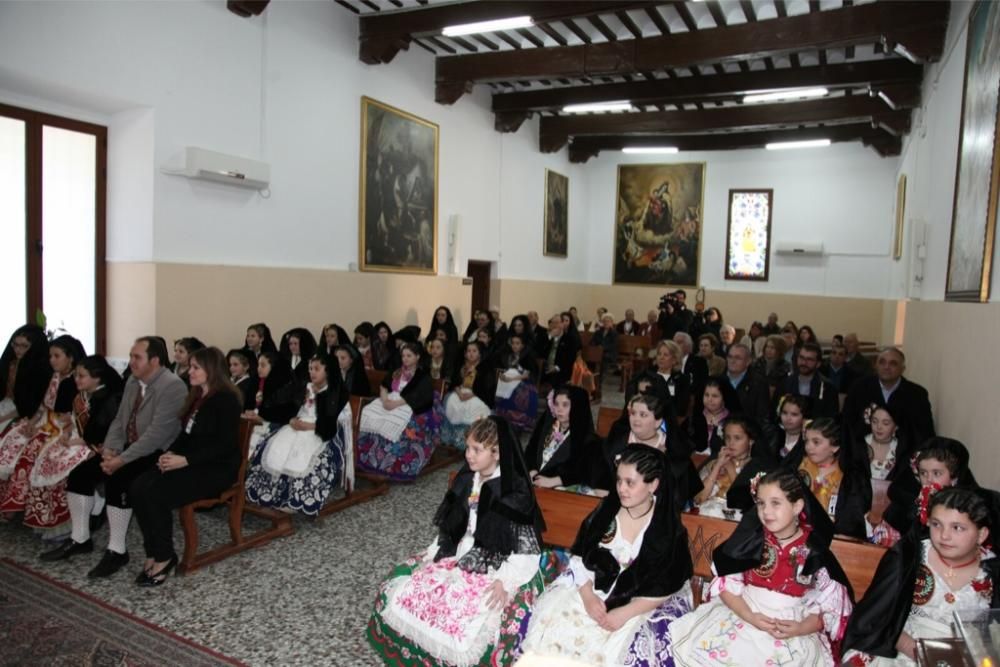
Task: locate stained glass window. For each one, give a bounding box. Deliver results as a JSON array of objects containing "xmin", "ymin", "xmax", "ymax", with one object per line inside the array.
[{"xmin": 725, "ymin": 189, "xmax": 773, "ymax": 281}]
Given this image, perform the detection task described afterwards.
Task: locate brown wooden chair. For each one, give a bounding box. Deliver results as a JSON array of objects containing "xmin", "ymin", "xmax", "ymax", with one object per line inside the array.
[
  {"xmin": 579, "ymin": 331, "xmax": 592, "ymax": 348},
  {"xmin": 431, "ymin": 377, "xmax": 448, "ymax": 400},
  {"xmin": 596, "ymin": 406, "xmax": 622, "ymax": 438},
  {"xmin": 316, "ymin": 395, "xmax": 391, "ymax": 516},
  {"xmin": 581, "ymin": 345, "xmax": 604, "ymax": 401},
  {"xmin": 179, "ymin": 417, "xmax": 295, "ymax": 575},
  {"xmin": 366, "ymin": 369, "xmax": 387, "ymax": 392},
  {"xmin": 617, "ymin": 334, "xmax": 651, "ymax": 391}
]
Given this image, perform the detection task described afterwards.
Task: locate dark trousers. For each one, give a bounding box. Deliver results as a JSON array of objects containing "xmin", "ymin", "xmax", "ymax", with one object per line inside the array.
[
  {"xmin": 129, "ymin": 465, "xmax": 236, "ymax": 561},
  {"xmin": 66, "ymin": 452, "xmax": 160, "ymax": 509}
]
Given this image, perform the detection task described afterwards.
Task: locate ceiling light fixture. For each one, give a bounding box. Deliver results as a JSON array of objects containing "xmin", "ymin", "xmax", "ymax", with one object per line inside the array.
[
  {"xmin": 743, "ymin": 87, "xmax": 829, "ymax": 104},
  {"xmin": 562, "ymin": 101, "xmax": 634, "ymax": 114},
  {"xmin": 765, "ymin": 139, "xmax": 832, "ymax": 150},
  {"xmin": 442, "ymin": 16, "xmax": 533, "ymax": 37},
  {"xmin": 622, "ymin": 146, "xmax": 679, "ymax": 154}
]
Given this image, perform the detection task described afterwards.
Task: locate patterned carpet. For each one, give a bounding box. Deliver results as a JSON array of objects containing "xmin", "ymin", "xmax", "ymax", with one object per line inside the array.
[{"xmin": 0, "ymin": 558, "xmax": 243, "ymax": 666}]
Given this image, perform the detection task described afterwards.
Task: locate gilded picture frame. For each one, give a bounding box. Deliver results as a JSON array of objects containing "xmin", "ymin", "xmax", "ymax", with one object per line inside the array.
[
  {"xmin": 544, "ymin": 169, "xmax": 569, "ymax": 257},
  {"xmin": 945, "ymin": 1, "xmax": 1000, "ymax": 302},
  {"xmin": 893, "ymin": 174, "xmax": 906, "ymax": 261},
  {"xmin": 613, "ymin": 162, "xmax": 705, "ymax": 286},
  {"xmin": 359, "ymin": 96, "xmax": 439, "ymax": 275}
]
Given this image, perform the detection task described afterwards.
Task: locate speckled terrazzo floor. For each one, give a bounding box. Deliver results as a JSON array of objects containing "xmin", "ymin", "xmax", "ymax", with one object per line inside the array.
[{"xmin": 0, "ymin": 377, "xmax": 625, "ymax": 666}]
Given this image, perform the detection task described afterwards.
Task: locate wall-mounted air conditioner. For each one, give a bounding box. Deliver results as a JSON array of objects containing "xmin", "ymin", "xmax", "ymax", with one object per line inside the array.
[
  {"xmin": 774, "ymin": 241, "xmax": 824, "ymax": 256},
  {"xmin": 162, "ymin": 147, "xmax": 270, "ymax": 190}
]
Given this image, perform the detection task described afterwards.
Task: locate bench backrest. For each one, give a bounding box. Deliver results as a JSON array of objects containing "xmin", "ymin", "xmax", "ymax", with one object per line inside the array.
[
  {"xmin": 532, "ymin": 486, "xmax": 886, "ymax": 599},
  {"xmin": 617, "ymin": 334, "xmax": 651, "ymax": 357},
  {"xmin": 595, "ymin": 406, "xmax": 621, "ymax": 438},
  {"xmin": 366, "ymin": 369, "xmax": 387, "ymax": 392},
  {"xmin": 236, "ymin": 417, "xmax": 254, "ymax": 487}
]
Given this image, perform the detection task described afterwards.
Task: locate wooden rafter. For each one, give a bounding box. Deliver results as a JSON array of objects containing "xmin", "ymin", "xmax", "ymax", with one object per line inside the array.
[{"xmin": 435, "ymin": 1, "xmax": 948, "ymax": 103}]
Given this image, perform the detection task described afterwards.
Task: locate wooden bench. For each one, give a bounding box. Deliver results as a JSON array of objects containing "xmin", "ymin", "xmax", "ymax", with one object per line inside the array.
[
  {"xmin": 531, "ymin": 486, "xmax": 887, "ymax": 602},
  {"xmin": 316, "ymin": 395, "xmax": 391, "ymax": 517},
  {"xmin": 178, "ymin": 417, "xmax": 295, "ymax": 575},
  {"xmin": 366, "ymin": 369, "xmax": 387, "ymax": 392},
  {"xmin": 617, "ymin": 334, "xmax": 651, "ymax": 391},
  {"xmin": 596, "ymin": 406, "xmax": 621, "ymax": 438},
  {"xmin": 581, "ymin": 346, "xmax": 604, "ymax": 401}
]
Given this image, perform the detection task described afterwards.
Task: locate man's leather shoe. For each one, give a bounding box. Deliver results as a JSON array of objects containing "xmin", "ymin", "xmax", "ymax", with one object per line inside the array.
[
  {"xmin": 39, "ymin": 538, "xmax": 93, "ymax": 562},
  {"xmin": 87, "ymin": 549, "xmax": 130, "ymax": 578}
]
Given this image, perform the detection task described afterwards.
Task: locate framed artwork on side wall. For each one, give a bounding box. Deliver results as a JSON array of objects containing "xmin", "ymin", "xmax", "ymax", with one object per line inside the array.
[
  {"xmin": 544, "ymin": 169, "xmax": 568, "ymax": 257},
  {"xmin": 613, "ymin": 162, "xmax": 705, "ymax": 286},
  {"xmin": 725, "ymin": 189, "xmax": 773, "ymax": 281},
  {"xmin": 945, "ymin": 1, "xmax": 1000, "ymax": 302},
  {"xmin": 359, "ymin": 96, "xmax": 439, "ymax": 274}
]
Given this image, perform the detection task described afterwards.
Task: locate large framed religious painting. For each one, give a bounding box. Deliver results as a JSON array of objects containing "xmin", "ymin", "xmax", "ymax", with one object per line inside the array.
[
  {"xmin": 613, "ymin": 163, "xmax": 705, "ymax": 286},
  {"xmin": 945, "ymin": 1, "xmax": 1000, "ymax": 302},
  {"xmin": 725, "ymin": 189, "xmax": 773, "ymax": 281},
  {"xmin": 544, "ymin": 169, "xmax": 568, "ymax": 257},
  {"xmin": 359, "ymin": 96, "xmax": 439, "ymax": 274}
]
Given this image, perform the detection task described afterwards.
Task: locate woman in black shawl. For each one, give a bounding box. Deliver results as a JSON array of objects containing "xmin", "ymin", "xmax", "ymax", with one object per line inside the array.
[
  {"xmin": 441, "ymin": 341, "xmax": 495, "ymax": 449},
  {"xmin": 318, "ymin": 323, "xmax": 350, "ymax": 359},
  {"xmin": 521, "ymin": 445, "xmax": 694, "ymax": 665},
  {"xmin": 425, "ymin": 306, "xmax": 459, "ymax": 346},
  {"xmin": 843, "ymin": 487, "xmax": 1000, "ymax": 665},
  {"xmin": 493, "ymin": 332, "xmax": 539, "ymax": 432},
  {"xmin": 523, "ymin": 384, "xmax": 599, "ymax": 491},
  {"xmin": 672, "ymin": 468, "xmax": 855, "ymax": 666},
  {"xmin": 371, "ymin": 322, "xmax": 396, "ymax": 372},
  {"xmin": 0, "ymin": 324, "xmax": 50, "ymax": 433},
  {"xmin": 694, "ymin": 414, "xmax": 778, "ymax": 519},
  {"xmin": 356, "ymin": 342, "xmax": 437, "ymax": 481},
  {"xmin": 367, "ymin": 416, "xmax": 545, "ymax": 666}
]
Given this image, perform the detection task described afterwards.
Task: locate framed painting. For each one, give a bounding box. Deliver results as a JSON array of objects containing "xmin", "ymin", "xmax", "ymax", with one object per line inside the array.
[
  {"xmin": 945, "ymin": 1, "xmax": 1000, "ymax": 302},
  {"xmin": 359, "ymin": 96, "xmax": 439, "ymax": 274},
  {"xmin": 894, "ymin": 174, "xmax": 907, "ymax": 260},
  {"xmin": 613, "ymin": 162, "xmax": 705, "ymax": 286},
  {"xmin": 725, "ymin": 189, "xmax": 773, "ymax": 281},
  {"xmin": 544, "ymin": 169, "xmax": 568, "ymax": 257}
]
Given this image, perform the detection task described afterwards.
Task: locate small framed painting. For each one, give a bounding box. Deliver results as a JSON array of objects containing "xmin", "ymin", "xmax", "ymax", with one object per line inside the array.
[{"xmin": 544, "ymin": 169, "xmax": 568, "ymax": 257}]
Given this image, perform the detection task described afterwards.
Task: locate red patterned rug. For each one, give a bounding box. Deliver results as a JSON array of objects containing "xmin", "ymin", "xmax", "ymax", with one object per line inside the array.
[{"xmin": 0, "ymin": 558, "xmax": 244, "ymax": 666}]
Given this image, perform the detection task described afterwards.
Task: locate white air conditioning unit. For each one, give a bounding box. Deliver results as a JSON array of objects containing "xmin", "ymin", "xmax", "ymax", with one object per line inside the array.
[
  {"xmin": 162, "ymin": 147, "xmax": 270, "ymax": 190},
  {"xmin": 774, "ymin": 240, "xmax": 824, "ymax": 256}
]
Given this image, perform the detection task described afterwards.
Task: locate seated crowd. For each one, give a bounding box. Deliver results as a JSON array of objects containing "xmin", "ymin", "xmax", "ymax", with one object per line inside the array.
[{"xmin": 0, "ymin": 292, "xmax": 991, "ymax": 667}]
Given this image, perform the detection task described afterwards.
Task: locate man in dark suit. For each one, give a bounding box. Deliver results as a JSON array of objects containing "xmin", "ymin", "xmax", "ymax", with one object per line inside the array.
[
  {"xmin": 718, "ymin": 344, "xmax": 772, "ymax": 430},
  {"xmin": 820, "ymin": 343, "xmax": 858, "ymax": 397},
  {"xmin": 844, "ymin": 333, "xmax": 873, "ymax": 376},
  {"xmin": 638, "ymin": 309, "xmax": 661, "ymax": 344},
  {"xmin": 774, "ymin": 342, "xmax": 839, "ymax": 419},
  {"xmin": 542, "ymin": 314, "xmax": 578, "ymax": 389},
  {"xmin": 673, "ymin": 331, "xmax": 708, "ymax": 398},
  {"xmin": 616, "ymin": 309, "xmax": 639, "ymax": 336},
  {"xmin": 843, "ymin": 346, "xmax": 935, "ymax": 449},
  {"xmin": 527, "ymin": 310, "xmax": 548, "ymax": 357}
]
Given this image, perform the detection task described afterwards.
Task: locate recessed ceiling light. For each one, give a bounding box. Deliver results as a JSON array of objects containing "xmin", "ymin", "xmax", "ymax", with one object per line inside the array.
[
  {"xmin": 442, "ymin": 16, "xmax": 533, "ymax": 37},
  {"xmin": 562, "ymin": 101, "xmax": 635, "ymax": 114},
  {"xmin": 743, "ymin": 87, "xmax": 829, "ymax": 104},
  {"xmin": 622, "ymin": 147, "xmax": 679, "ymax": 154},
  {"xmin": 765, "ymin": 139, "xmax": 832, "ymax": 150}
]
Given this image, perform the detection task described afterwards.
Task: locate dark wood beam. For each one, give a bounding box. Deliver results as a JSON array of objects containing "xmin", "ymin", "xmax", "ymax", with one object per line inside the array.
[
  {"xmin": 562, "ymin": 18, "xmax": 592, "ymax": 43},
  {"xmin": 491, "ymin": 60, "xmax": 923, "ymax": 116},
  {"xmin": 539, "ymin": 95, "xmax": 909, "ymax": 152},
  {"xmin": 869, "ymin": 82, "xmax": 922, "ymax": 111},
  {"xmin": 359, "ymin": 1, "xmax": 657, "ymax": 64},
  {"xmin": 644, "ymin": 6, "xmax": 670, "ymax": 35},
  {"xmin": 227, "ymin": 0, "xmax": 269, "ymax": 18},
  {"xmin": 566, "ymin": 123, "xmax": 901, "ymax": 162},
  {"xmin": 435, "ymin": 1, "xmax": 948, "ymax": 102},
  {"xmin": 536, "ymin": 22, "xmax": 568, "ymax": 46}
]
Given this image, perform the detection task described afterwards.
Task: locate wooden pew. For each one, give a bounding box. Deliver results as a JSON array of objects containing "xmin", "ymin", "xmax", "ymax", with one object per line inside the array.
[
  {"xmin": 366, "ymin": 369, "xmax": 387, "ymax": 392},
  {"xmin": 596, "ymin": 406, "xmax": 622, "ymax": 439},
  {"xmin": 581, "ymin": 346, "xmax": 603, "ymax": 401},
  {"xmin": 178, "ymin": 417, "xmax": 295, "ymax": 575},
  {"xmin": 617, "ymin": 334, "xmax": 651, "ymax": 391},
  {"xmin": 531, "ymin": 487, "xmax": 887, "ymax": 603},
  {"xmin": 316, "ymin": 395, "xmax": 391, "ymax": 517}
]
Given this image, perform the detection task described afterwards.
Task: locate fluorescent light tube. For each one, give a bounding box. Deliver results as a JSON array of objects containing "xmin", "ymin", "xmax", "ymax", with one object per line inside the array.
[
  {"xmin": 562, "ymin": 101, "xmax": 634, "ymax": 114},
  {"xmin": 442, "ymin": 16, "xmax": 533, "ymax": 37},
  {"xmin": 622, "ymin": 147, "xmax": 679, "ymax": 154},
  {"xmin": 765, "ymin": 139, "xmax": 832, "ymax": 150},
  {"xmin": 743, "ymin": 87, "xmax": 829, "ymax": 104}
]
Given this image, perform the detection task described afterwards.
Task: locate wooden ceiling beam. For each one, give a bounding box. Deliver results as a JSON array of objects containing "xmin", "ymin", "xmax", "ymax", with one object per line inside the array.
[
  {"xmin": 227, "ymin": 0, "xmax": 269, "ymax": 18},
  {"xmin": 539, "ymin": 95, "xmax": 908, "ymax": 152},
  {"xmin": 359, "ymin": 1, "xmax": 657, "ymax": 64},
  {"xmin": 491, "ymin": 59, "xmax": 922, "ymax": 118},
  {"xmin": 566, "ymin": 123, "xmax": 901, "ymax": 162},
  {"xmin": 435, "ymin": 1, "xmax": 948, "ymax": 103}
]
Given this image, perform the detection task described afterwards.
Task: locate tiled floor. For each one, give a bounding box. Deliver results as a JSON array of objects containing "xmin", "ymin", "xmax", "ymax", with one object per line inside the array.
[{"xmin": 0, "ymin": 376, "xmax": 625, "ymax": 666}]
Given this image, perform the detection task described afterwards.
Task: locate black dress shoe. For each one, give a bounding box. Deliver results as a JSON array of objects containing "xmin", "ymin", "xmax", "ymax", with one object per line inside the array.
[
  {"xmin": 87, "ymin": 549, "xmax": 130, "ymax": 579},
  {"xmin": 137, "ymin": 554, "xmax": 178, "ymax": 588},
  {"xmin": 39, "ymin": 538, "xmax": 93, "ymax": 562},
  {"xmin": 89, "ymin": 509, "xmax": 106, "ymax": 532}
]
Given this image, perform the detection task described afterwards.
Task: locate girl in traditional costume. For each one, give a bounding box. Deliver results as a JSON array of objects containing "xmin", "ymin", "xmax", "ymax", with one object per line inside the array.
[
  {"xmin": 242, "ymin": 349, "xmax": 297, "ymax": 458},
  {"xmin": 524, "ymin": 385, "xmax": 600, "ymax": 492},
  {"xmin": 493, "ymin": 333, "xmax": 539, "ymax": 432},
  {"xmin": 780, "ymin": 417, "xmax": 870, "ymax": 539},
  {"xmin": 368, "ymin": 416, "xmax": 545, "ymax": 666},
  {"xmin": 0, "ymin": 335, "xmax": 85, "ymax": 535},
  {"xmin": 694, "ymin": 415, "xmax": 776, "ymax": 521},
  {"xmin": 843, "ymin": 486, "xmax": 1000, "ymax": 666},
  {"xmin": 767, "ymin": 394, "xmax": 807, "ymax": 461},
  {"xmin": 671, "ymin": 469, "xmax": 854, "ymax": 666},
  {"xmin": 520, "ymin": 445, "xmax": 693, "ymax": 666},
  {"xmin": 357, "ymin": 342, "xmax": 436, "ymax": 481},
  {"xmin": 244, "ymin": 354, "xmax": 350, "ymax": 514},
  {"xmin": 686, "ymin": 379, "xmax": 731, "ymax": 457},
  {"xmin": 0, "ymin": 325, "xmax": 50, "ymax": 435},
  {"xmin": 441, "ymin": 341, "xmax": 494, "ymax": 450}
]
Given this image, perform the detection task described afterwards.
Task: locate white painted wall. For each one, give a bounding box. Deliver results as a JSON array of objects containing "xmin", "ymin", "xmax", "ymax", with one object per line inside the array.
[{"xmin": 584, "ymin": 143, "xmax": 900, "ymax": 297}]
